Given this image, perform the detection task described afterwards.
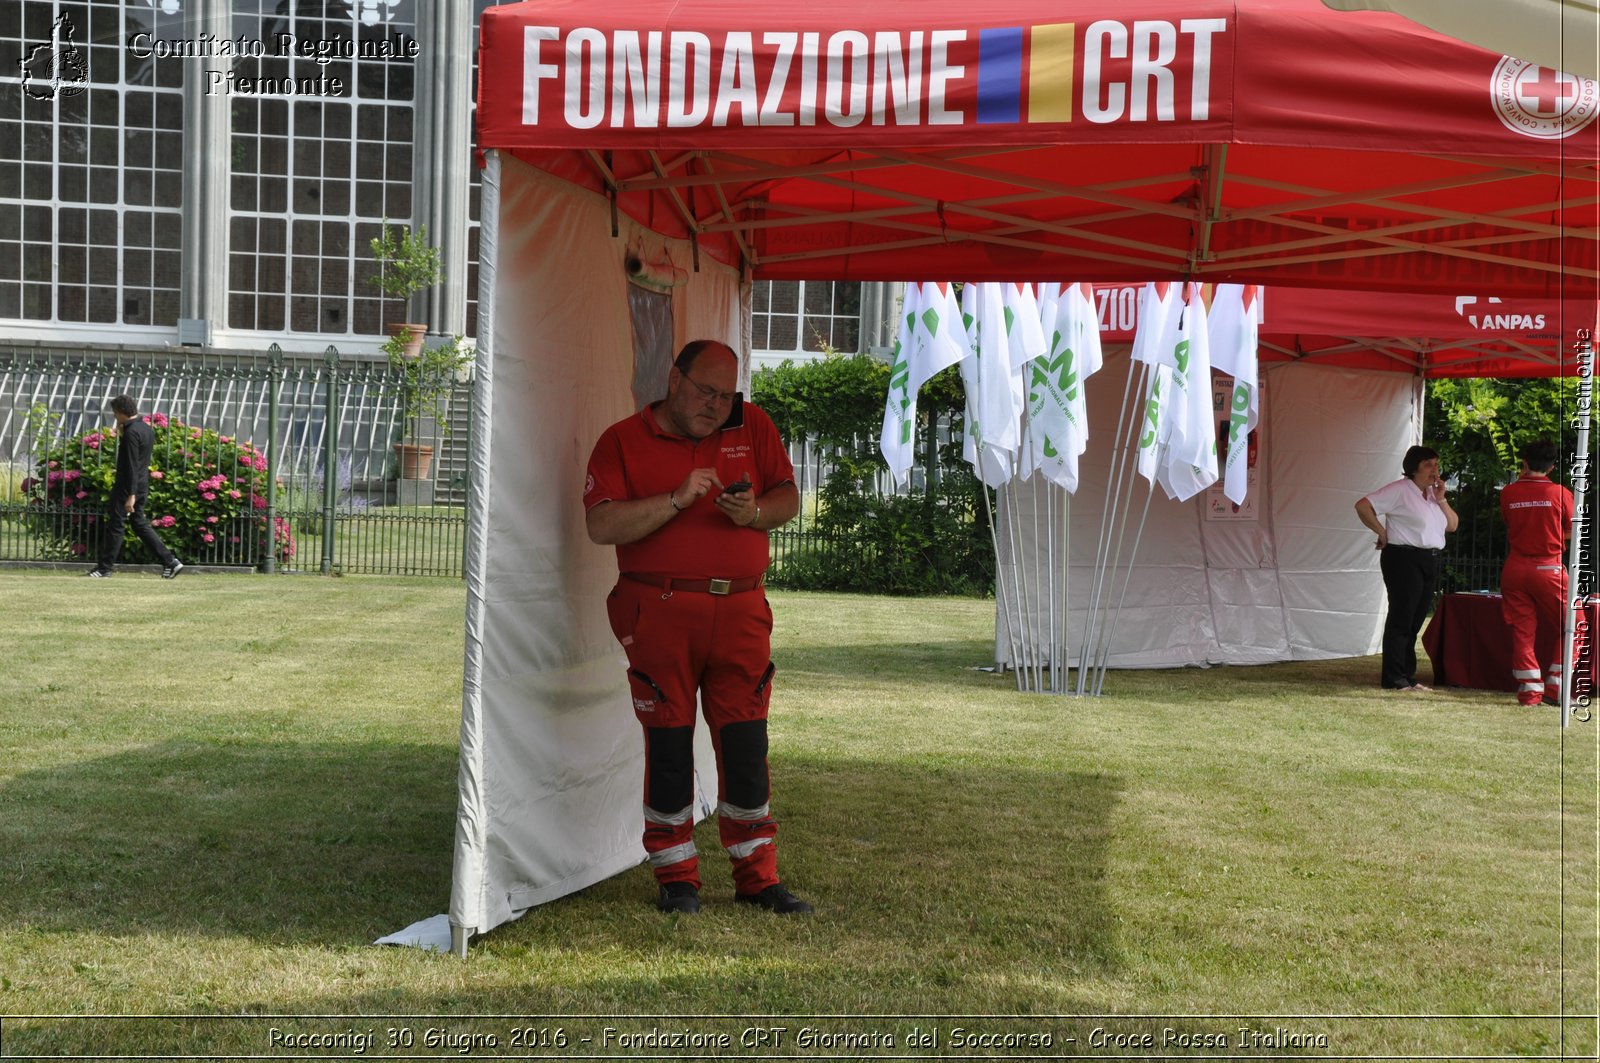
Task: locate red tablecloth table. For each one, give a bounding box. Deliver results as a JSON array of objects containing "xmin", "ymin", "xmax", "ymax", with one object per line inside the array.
[{"xmin": 1421, "ymin": 592, "xmax": 1599, "ymax": 696}]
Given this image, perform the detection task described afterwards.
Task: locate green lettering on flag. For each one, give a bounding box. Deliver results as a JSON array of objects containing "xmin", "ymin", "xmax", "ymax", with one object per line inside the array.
[
  {"xmin": 1027, "ymin": 335, "xmax": 1078, "ymax": 407},
  {"xmin": 1228, "ymin": 383, "xmax": 1250, "ymax": 444},
  {"xmin": 1139, "ymin": 376, "xmax": 1163, "ymax": 449}
]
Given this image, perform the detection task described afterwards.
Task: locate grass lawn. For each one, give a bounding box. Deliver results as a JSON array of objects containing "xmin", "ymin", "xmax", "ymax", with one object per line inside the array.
[{"xmin": 0, "ymin": 571, "xmax": 1592, "ymax": 1058}]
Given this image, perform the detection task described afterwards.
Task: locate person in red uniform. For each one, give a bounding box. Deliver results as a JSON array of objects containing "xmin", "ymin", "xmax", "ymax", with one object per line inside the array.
[
  {"xmin": 1499, "ymin": 438, "xmax": 1573, "ymax": 706},
  {"xmin": 584, "ymin": 339, "xmax": 810, "ymax": 916}
]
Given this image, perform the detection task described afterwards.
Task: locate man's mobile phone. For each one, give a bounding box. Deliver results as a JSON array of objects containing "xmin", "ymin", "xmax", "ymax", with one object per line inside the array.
[{"xmin": 721, "ymin": 479, "xmax": 752, "ymax": 495}]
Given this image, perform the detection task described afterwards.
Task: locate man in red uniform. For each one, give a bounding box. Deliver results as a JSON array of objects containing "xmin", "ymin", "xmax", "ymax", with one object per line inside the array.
[
  {"xmin": 1500, "ymin": 439, "xmax": 1573, "ymax": 706},
  {"xmin": 584, "ymin": 339, "xmax": 810, "ymax": 915}
]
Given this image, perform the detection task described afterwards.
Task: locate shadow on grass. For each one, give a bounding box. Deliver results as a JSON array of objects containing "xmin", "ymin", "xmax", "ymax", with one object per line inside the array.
[
  {"xmin": 0, "ymin": 739, "xmax": 457, "ymax": 944},
  {"xmin": 0, "ymin": 745, "xmax": 1120, "ymax": 1000}
]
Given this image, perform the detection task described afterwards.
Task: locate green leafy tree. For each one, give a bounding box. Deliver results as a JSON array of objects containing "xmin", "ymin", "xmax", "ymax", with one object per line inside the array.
[{"xmin": 1424, "ymin": 375, "xmax": 1579, "ymax": 588}]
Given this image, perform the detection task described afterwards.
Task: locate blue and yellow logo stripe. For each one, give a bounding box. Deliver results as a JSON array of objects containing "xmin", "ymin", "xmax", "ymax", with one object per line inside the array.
[{"xmin": 976, "ymin": 23, "xmax": 1075, "ymax": 125}]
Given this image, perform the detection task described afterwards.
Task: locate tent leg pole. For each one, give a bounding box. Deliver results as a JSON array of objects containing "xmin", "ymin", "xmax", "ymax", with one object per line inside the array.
[{"xmin": 451, "ymin": 925, "xmax": 472, "ymax": 958}]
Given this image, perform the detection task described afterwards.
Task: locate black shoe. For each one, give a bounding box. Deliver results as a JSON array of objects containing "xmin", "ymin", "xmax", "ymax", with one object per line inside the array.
[
  {"xmin": 656, "ymin": 882, "xmax": 701, "ymax": 914},
  {"xmin": 84, "ymin": 568, "xmax": 110, "ymax": 578},
  {"xmin": 735, "ymin": 883, "xmax": 813, "ymax": 915},
  {"xmin": 1541, "ymin": 695, "xmax": 1562, "ymax": 707},
  {"xmin": 161, "ymin": 561, "xmax": 184, "ymax": 579}
]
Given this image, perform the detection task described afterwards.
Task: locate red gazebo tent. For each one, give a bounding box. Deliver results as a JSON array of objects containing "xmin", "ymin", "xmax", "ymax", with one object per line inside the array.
[{"xmin": 445, "ymin": 0, "xmax": 1598, "ymax": 950}]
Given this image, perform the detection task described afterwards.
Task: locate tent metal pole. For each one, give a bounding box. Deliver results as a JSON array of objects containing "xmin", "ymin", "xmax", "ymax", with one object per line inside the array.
[
  {"xmin": 451, "ymin": 925, "xmax": 471, "ymax": 959},
  {"xmin": 1079, "ymin": 357, "xmax": 1141, "ymax": 694},
  {"xmin": 1561, "ymin": 336, "xmax": 1594, "ymax": 728}
]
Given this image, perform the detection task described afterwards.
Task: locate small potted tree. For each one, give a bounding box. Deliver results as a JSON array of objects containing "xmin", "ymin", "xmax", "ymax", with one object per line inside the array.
[
  {"xmin": 369, "ymin": 219, "xmax": 442, "ymax": 359},
  {"xmin": 389, "ymin": 335, "xmax": 473, "ymax": 487}
]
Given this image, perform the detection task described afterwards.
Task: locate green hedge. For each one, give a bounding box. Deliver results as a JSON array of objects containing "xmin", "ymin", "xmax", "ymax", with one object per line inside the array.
[{"xmin": 753, "ymin": 355, "xmax": 993, "ymax": 596}]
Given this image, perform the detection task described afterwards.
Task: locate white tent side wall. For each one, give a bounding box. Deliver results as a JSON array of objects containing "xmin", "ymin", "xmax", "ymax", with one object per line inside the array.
[
  {"xmin": 453, "ymin": 156, "xmax": 742, "ymax": 939},
  {"xmin": 997, "ymin": 359, "xmax": 1419, "ymax": 668}
]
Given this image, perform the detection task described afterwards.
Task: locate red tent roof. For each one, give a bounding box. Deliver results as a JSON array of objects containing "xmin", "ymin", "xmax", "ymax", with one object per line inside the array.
[{"xmin": 477, "ymin": 0, "xmax": 1600, "ymax": 371}]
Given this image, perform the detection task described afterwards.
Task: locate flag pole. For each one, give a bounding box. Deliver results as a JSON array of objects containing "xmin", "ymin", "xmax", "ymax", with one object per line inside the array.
[
  {"xmin": 1059, "ymin": 489, "xmax": 1071, "ymax": 694},
  {"xmin": 1006, "ymin": 473, "xmax": 1038, "ymax": 691},
  {"xmin": 1078, "ymin": 355, "xmax": 1141, "ymax": 694},
  {"xmin": 974, "ymin": 420, "xmax": 1026, "ymax": 691},
  {"xmin": 1095, "ymin": 474, "xmax": 1157, "ymax": 696},
  {"xmin": 1029, "ymin": 471, "xmax": 1047, "ymax": 692}
]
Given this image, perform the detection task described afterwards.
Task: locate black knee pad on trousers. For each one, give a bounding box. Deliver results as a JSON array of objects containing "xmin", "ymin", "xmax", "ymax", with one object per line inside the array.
[
  {"xmin": 717, "ymin": 719, "xmax": 770, "ymax": 808},
  {"xmin": 644, "ymin": 726, "xmax": 695, "ymax": 812}
]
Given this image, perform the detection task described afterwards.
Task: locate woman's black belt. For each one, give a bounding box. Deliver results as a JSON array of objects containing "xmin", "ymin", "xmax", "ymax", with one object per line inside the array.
[{"xmin": 1385, "ymin": 543, "xmax": 1442, "ymax": 555}]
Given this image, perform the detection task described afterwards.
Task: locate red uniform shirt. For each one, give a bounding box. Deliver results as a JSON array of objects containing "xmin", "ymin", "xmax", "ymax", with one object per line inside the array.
[
  {"xmin": 1500, "ymin": 473, "xmax": 1572, "ymax": 559},
  {"xmin": 584, "ymin": 400, "xmax": 795, "ymax": 579}
]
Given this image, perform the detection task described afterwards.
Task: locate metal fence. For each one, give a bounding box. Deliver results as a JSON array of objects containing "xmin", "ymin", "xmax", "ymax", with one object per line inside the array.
[
  {"xmin": 0, "ymin": 346, "xmax": 470, "ymax": 577},
  {"xmin": 1440, "ymin": 502, "xmax": 1509, "ymax": 593},
  {"xmin": 1, "ymin": 353, "xmax": 1517, "ymax": 589}
]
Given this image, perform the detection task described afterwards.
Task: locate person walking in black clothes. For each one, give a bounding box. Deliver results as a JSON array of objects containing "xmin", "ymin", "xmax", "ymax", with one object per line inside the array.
[{"xmin": 86, "ymin": 396, "xmax": 183, "ymax": 579}]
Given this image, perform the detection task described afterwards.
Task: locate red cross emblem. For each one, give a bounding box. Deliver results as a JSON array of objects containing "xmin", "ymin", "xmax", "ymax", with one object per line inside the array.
[{"xmin": 1516, "ymin": 67, "xmax": 1575, "ymax": 116}]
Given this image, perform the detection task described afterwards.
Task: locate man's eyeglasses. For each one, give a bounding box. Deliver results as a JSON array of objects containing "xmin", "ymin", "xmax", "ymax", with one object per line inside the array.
[{"xmin": 679, "ymin": 368, "xmax": 738, "ymax": 404}]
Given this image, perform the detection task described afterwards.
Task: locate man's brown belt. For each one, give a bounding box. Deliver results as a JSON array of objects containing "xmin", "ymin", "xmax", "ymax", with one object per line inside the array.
[{"xmin": 622, "ymin": 571, "xmax": 766, "ymax": 596}]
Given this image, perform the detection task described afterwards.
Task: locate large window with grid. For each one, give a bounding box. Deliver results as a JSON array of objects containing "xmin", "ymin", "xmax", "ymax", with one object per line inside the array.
[
  {"xmin": 752, "ymin": 280, "xmax": 863, "ymax": 356},
  {"xmin": 0, "ymin": 1, "xmax": 185, "ymax": 328},
  {"xmin": 227, "ymin": 0, "xmax": 415, "ymax": 337}
]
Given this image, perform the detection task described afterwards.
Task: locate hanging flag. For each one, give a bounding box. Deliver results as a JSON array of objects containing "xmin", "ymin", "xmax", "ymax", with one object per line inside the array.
[
  {"xmin": 960, "ymin": 282, "xmax": 1019, "ymax": 487},
  {"xmin": 1131, "ymin": 282, "xmax": 1175, "ymax": 484},
  {"xmin": 1027, "ymin": 282, "xmax": 1101, "ymax": 491},
  {"xmin": 1156, "ymin": 283, "xmax": 1219, "ymax": 502},
  {"xmin": 1130, "ymin": 282, "xmax": 1176, "ymax": 366},
  {"xmin": 1208, "ymin": 284, "xmax": 1262, "ymax": 506},
  {"xmin": 879, "ymin": 282, "xmax": 969, "ymax": 486},
  {"xmin": 879, "ymin": 282, "xmax": 924, "ymax": 484},
  {"xmin": 1002, "ymin": 282, "xmax": 1048, "ymax": 369}
]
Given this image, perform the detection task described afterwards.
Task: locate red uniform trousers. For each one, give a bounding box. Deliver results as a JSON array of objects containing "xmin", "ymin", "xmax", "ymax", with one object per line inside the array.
[
  {"xmin": 605, "ymin": 575, "xmax": 780, "ymax": 894},
  {"xmin": 1501, "ymin": 554, "xmax": 1568, "ymax": 705}
]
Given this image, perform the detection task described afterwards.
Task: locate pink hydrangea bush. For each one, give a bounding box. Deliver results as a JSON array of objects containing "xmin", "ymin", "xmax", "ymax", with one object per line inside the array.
[{"xmin": 23, "ymin": 413, "xmax": 295, "ymax": 566}]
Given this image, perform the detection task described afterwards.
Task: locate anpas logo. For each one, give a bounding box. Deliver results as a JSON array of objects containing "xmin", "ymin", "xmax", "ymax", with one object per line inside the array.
[
  {"xmin": 1491, "ymin": 56, "xmax": 1599, "ymax": 140},
  {"xmin": 1455, "ymin": 296, "xmax": 1546, "ymax": 331}
]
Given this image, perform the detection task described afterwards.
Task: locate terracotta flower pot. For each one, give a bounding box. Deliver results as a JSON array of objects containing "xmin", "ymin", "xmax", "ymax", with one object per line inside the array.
[
  {"xmin": 393, "ymin": 442, "xmax": 435, "ymax": 480},
  {"xmin": 387, "ymin": 323, "xmax": 429, "ymax": 359}
]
